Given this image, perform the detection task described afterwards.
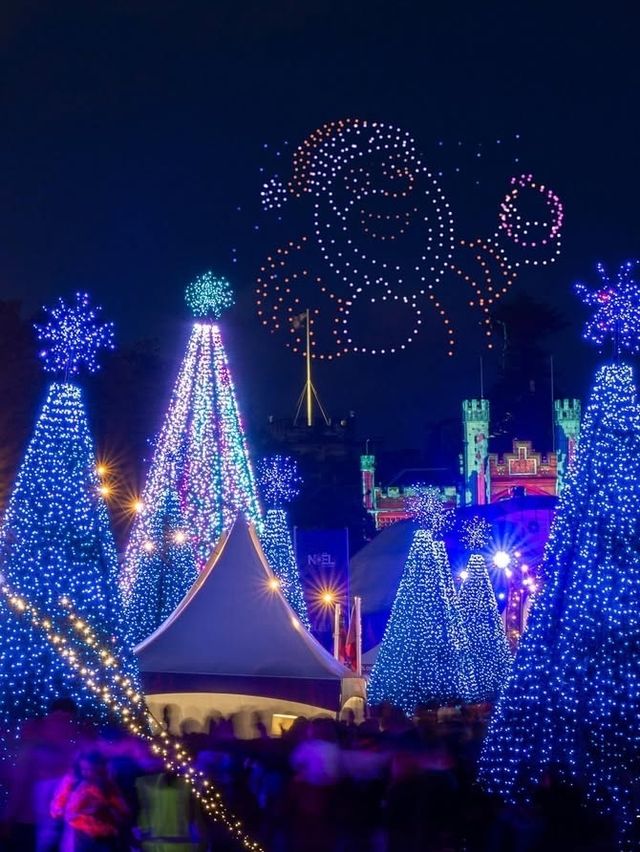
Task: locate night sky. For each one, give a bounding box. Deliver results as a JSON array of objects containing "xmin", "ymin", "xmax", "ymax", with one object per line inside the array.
[{"xmin": 2, "ymin": 1, "xmax": 639, "ymax": 451}]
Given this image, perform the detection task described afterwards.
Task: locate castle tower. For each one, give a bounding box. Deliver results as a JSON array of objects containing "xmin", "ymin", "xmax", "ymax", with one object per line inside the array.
[
  {"xmin": 462, "ymin": 400, "xmax": 490, "ymax": 506},
  {"xmin": 554, "ymin": 399, "xmax": 581, "ymax": 494},
  {"xmin": 360, "ymin": 454, "xmax": 376, "ymax": 513}
]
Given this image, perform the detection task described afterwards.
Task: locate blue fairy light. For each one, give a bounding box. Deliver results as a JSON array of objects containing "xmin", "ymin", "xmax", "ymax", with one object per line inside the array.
[
  {"xmin": 405, "ymin": 485, "xmax": 453, "ymax": 535},
  {"xmin": 461, "ymin": 515, "xmax": 492, "ymax": 551},
  {"xmin": 35, "ymin": 292, "xmax": 115, "ymax": 377},
  {"xmin": 575, "ymin": 260, "xmax": 640, "ymax": 355},
  {"xmin": 257, "ymin": 455, "xmax": 302, "ymax": 508}
]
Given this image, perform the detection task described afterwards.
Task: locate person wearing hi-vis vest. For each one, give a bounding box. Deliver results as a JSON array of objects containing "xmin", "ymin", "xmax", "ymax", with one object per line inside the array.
[{"xmin": 134, "ymin": 772, "xmax": 205, "ymax": 852}]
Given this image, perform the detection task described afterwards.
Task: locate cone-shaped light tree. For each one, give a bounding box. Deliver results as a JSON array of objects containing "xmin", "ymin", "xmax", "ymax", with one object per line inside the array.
[
  {"xmin": 479, "ymin": 261, "xmax": 640, "ymax": 842},
  {"xmin": 257, "ymin": 454, "xmax": 311, "ymax": 629},
  {"xmin": 368, "ymin": 486, "xmax": 477, "ymax": 714},
  {"xmin": 458, "ymin": 516, "xmax": 511, "ymax": 702},
  {"xmin": 120, "ymin": 274, "xmax": 262, "ymax": 599},
  {"xmin": 0, "ymin": 293, "xmax": 134, "ymax": 729},
  {"xmin": 123, "ymin": 490, "xmax": 198, "ymax": 646}
]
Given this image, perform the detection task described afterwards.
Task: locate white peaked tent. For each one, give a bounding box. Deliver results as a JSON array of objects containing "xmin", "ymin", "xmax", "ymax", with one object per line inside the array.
[{"xmin": 136, "ymin": 516, "xmax": 365, "ymax": 730}]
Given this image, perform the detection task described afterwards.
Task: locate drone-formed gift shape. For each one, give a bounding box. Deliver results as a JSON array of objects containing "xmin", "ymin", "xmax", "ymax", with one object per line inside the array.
[
  {"xmin": 575, "ymin": 261, "xmax": 640, "ymax": 356},
  {"xmin": 35, "ymin": 292, "xmax": 115, "ymax": 377}
]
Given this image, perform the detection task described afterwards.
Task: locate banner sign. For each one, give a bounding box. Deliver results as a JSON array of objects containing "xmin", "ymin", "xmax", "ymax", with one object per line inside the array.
[{"xmin": 294, "ymin": 527, "xmax": 350, "ymax": 643}]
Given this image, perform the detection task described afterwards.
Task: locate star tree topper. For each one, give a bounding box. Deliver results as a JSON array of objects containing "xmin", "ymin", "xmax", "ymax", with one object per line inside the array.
[
  {"xmin": 461, "ymin": 515, "xmax": 492, "ymax": 551},
  {"xmin": 575, "ymin": 260, "xmax": 640, "ymax": 355},
  {"xmin": 185, "ymin": 272, "xmax": 235, "ymax": 320},
  {"xmin": 257, "ymin": 455, "xmax": 302, "ymax": 508},
  {"xmin": 35, "ymin": 292, "xmax": 115, "ymax": 377},
  {"xmin": 405, "ymin": 485, "xmax": 453, "ymax": 536}
]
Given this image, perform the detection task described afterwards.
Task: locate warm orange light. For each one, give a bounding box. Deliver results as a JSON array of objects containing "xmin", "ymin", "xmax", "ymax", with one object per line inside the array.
[
  {"xmin": 96, "ymin": 464, "xmax": 108, "ymax": 477},
  {"xmin": 321, "ymin": 591, "xmax": 335, "ymax": 606},
  {"xmin": 99, "ymin": 484, "xmax": 111, "ymax": 498},
  {"xmin": 131, "ymin": 499, "xmax": 145, "ymax": 514}
]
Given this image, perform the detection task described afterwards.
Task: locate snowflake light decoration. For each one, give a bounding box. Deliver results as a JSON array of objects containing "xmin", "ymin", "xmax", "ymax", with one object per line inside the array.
[
  {"xmin": 405, "ymin": 485, "xmax": 453, "ymax": 535},
  {"xmin": 461, "ymin": 516, "xmax": 492, "ymax": 551},
  {"xmin": 575, "ymin": 261, "xmax": 640, "ymax": 355},
  {"xmin": 257, "ymin": 455, "xmax": 302, "ymax": 508},
  {"xmin": 185, "ymin": 272, "xmax": 235, "ymax": 320},
  {"xmin": 35, "ymin": 292, "xmax": 115, "ymax": 377}
]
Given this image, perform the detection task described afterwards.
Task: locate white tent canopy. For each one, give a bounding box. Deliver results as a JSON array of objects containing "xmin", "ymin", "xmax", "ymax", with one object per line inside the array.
[{"xmin": 136, "ymin": 516, "xmax": 364, "ymax": 716}]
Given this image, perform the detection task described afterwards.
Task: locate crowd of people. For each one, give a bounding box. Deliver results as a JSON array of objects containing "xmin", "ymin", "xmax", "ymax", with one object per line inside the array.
[{"xmin": 0, "ymin": 699, "xmax": 616, "ymax": 852}]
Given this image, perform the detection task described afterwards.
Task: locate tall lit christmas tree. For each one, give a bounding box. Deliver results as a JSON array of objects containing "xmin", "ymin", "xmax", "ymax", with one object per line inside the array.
[
  {"xmin": 257, "ymin": 455, "xmax": 310, "ymax": 629},
  {"xmin": 368, "ymin": 487, "xmax": 477, "ymax": 714},
  {"xmin": 458, "ymin": 516, "xmax": 511, "ymax": 702},
  {"xmin": 120, "ymin": 274, "xmax": 262, "ymax": 599},
  {"xmin": 123, "ymin": 490, "xmax": 198, "ymax": 646},
  {"xmin": 0, "ymin": 292, "xmax": 132, "ymax": 729},
  {"xmin": 479, "ymin": 261, "xmax": 640, "ymax": 841}
]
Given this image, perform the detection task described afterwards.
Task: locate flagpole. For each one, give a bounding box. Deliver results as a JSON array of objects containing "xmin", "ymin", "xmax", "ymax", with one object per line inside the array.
[
  {"xmin": 305, "ymin": 308, "xmax": 312, "ymax": 427},
  {"xmin": 333, "ymin": 602, "xmax": 341, "ymax": 660}
]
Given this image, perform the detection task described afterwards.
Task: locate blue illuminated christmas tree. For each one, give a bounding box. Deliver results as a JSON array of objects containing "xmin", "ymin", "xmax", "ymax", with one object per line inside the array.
[
  {"xmin": 368, "ymin": 487, "xmax": 477, "ymax": 714},
  {"xmin": 121, "ymin": 274, "xmax": 262, "ymax": 598},
  {"xmin": 458, "ymin": 517, "xmax": 511, "ymax": 702},
  {"xmin": 124, "ymin": 490, "xmax": 198, "ymax": 646},
  {"xmin": 257, "ymin": 455, "xmax": 310, "ymax": 629},
  {"xmin": 0, "ymin": 293, "xmax": 132, "ymax": 729},
  {"xmin": 479, "ymin": 262, "xmax": 640, "ymax": 841}
]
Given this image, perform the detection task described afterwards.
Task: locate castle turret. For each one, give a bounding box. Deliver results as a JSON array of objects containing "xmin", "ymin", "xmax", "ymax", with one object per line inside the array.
[
  {"xmin": 360, "ymin": 454, "xmax": 376, "ymax": 513},
  {"xmin": 554, "ymin": 399, "xmax": 581, "ymax": 494},
  {"xmin": 462, "ymin": 399, "xmax": 490, "ymax": 506}
]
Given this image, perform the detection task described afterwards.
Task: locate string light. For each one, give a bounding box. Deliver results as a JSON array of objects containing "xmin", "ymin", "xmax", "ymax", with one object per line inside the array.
[
  {"xmin": 575, "ymin": 260, "xmax": 640, "ymax": 355},
  {"xmin": 479, "ymin": 358, "xmax": 640, "ymax": 843},
  {"xmin": 185, "ymin": 271, "xmax": 235, "ymax": 320},
  {"xmin": 257, "ymin": 121, "xmax": 564, "ymax": 358},
  {"xmin": 367, "ymin": 526, "xmax": 477, "ymax": 714},
  {"xmin": 35, "ymin": 292, "xmax": 115, "ymax": 376},
  {"xmin": 0, "ymin": 586, "xmax": 263, "ymax": 851},
  {"xmin": 123, "ymin": 491, "xmax": 198, "ymax": 647},
  {"xmin": 257, "ymin": 455, "xmax": 310, "ymax": 629},
  {"xmin": 0, "ymin": 331, "xmax": 132, "ymax": 730},
  {"xmin": 121, "ymin": 285, "xmax": 262, "ymax": 596},
  {"xmin": 458, "ymin": 519, "xmax": 511, "ymax": 702}
]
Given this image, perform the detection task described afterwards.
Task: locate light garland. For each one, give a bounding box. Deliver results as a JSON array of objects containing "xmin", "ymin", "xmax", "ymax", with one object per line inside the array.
[
  {"xmin": 0, "ymin": 586, "xmax": 263, "ymax": 851},
  {"xmin": 35, "ymin": 292, "xmax": 115, "ymax": 376},
  {"xmin": 367, "ymin": 529, "xmax": 477, "ymax": 713},
  {"xmin": 256, "ymin": 456, "xmax": 309, "ymax": 628},
  {"xmin": 257, "ymin": 120, "xmax": 564, "ymax": 358},
  {"xmin": 260, "ymin": 509, "xmax": 311, "ymax": 631},
  {"xmin": 575, "ymin": 260, "xmax": 640, "ymax": 355},
  {"xmin": 121, "ymin": 294, "xmax": 262, "ymax": 597},
  {"xmin": 0, "ymin": 374, "xmax": 131, "ymax": 728},
  {"xmin": 458, "ymin": 553, "xmax": 512, "ymax": 702},
  {"xmin": 478, "ymin": 360, "xmax": 640, "ymax": 842},
  {"xmin": 123, "ymin": 490, "xmax": 198, "ymax": 647}
]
